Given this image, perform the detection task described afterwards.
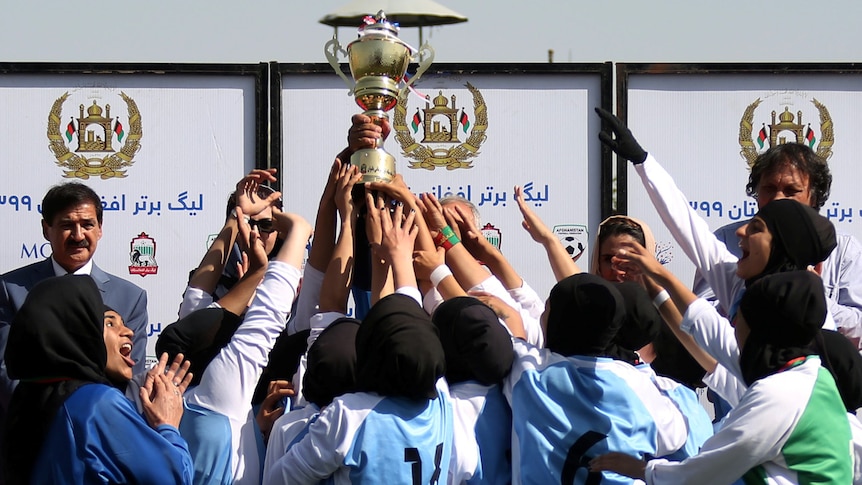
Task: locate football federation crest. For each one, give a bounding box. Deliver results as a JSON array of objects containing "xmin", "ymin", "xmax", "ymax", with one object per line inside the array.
[
  {"xmin": 129, "ymin": 232, "xmax": 158, "ymax": 276},
  {"xmin": 481, "ymin": 223, "xmax": 502, "ymax": 250},
  {"xmin": 47, "ymin": 91, "xmax": 142, "ymax": 179},
  {"xmin": 393, "ymin": 82, "xmax": 488, "ymax": 171},
  {"xmin": 738, "ymin": 95, "xmax": 833, "ymax": 167},
  {"xmin": 553, "ymin": 224, "xmax": 588, "ymax": 263}
]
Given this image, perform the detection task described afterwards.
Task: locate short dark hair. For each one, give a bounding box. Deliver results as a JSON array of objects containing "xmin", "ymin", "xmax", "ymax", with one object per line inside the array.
[
  {"xmin": 41, "ymin": 182, "xmax": 102, "ymax": 226},
  {"xmin": 598, "ymin": 218, "xmax": 646, "ymax": 248},
  {"xmin": 746, "ymin": 143, "xmax": 832, "ymax": 211}
]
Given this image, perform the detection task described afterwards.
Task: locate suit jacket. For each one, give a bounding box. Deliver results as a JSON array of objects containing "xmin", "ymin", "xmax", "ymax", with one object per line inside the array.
[{"xmin": 0, "ymin": 258, "xmax": 149, "ymax": 411}]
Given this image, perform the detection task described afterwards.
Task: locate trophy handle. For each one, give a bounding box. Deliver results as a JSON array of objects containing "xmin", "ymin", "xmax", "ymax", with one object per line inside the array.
[
  {"xmin": 324, "ymin": 37, "xmax": 355, "ymax": 95},
  {"xmin": 404, "ymin": 43, "xmax": 435, "ymax": 89}
]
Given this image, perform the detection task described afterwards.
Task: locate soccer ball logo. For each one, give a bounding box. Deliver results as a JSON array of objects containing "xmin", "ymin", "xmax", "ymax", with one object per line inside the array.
[
  {"xmin": 562, "ymin": 236, "xmax": 586, "ymax": 261},
  {"xmin": 553, "ymin": 225, "xmax": 588, "ymax": 263}
]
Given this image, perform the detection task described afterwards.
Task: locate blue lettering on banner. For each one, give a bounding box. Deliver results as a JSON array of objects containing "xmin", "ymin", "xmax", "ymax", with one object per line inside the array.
[
  {"xmin": 2, "ymin": 192, "xmax": 206, "ymax": 216},
  {"xmin": 405, "ymin": 182, "xmax": 551, "ymax": 207},
  {"xmin": 20, "ymin": 242, "xmax": 52, "ymax": 259},
  {"xmin": 687, "ymin": 198, "xmax": 859, "ymax": 226},
  {"xmin": 825, "ymin": 201, "xmax": 854, "ymax": 224},
  {"xmin": 147, "ymin": 322, "xmax": 162, "ymax": 337},
  {"xmin": 0, "ymin": 195, "xmax": 33, "ymax": 212},
  {"xmin": 689, "ymin": 199, "xmax": 757, "ymax": 222}
]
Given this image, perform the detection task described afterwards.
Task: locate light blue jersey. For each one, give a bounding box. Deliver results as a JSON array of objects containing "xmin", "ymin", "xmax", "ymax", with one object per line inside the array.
[
  {"xmin": 504, "ymin": 341, "xmax": 687, "ymax": 485},
  {"xmin": 636, "ymin": 363, "xmax": 713, "ymax": 460},
  {"xmin": 179, "ymin": 402, "xmax": 233, "ymax": 485},
  {"xmin": 269, "ymin": 379, "xmax": 453, "ymax": 484}
]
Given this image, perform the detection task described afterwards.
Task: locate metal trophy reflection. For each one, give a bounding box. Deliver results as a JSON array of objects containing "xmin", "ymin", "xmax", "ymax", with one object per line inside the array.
[{"xmin": 325, "ymin": 10, "xmax": 434, "ymax": 184}]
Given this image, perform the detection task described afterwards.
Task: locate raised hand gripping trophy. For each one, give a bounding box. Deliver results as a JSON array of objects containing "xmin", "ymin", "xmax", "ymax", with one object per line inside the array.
[{"xmin": 325, "ymin": 10, "xmax": 434, "ymax": 183}]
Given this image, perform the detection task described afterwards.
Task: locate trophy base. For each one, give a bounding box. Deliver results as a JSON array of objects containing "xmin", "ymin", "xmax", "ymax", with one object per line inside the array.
[{"xmin": 351, "ymin": 148, "xmax": 396, "ymax": 184}]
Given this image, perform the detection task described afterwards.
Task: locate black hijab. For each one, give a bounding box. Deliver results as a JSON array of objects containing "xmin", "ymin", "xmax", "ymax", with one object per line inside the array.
[
  {"xmin": 613, "ymin": 282, "xmax": 706, "ymax": 386},
  {"xmin": 738, "ymin": 271, "xmax": 825, "ymax": 386},
  {"xmin": 750, "ymin": 199, "xmax": 836, "ymax": 285},
  {"xmin": 3, "ymin": 275, "xmax": 110, "ymax": 485},
  {"xmin": 612, "ymin": 282, "xmax": 662, "ymax": 364},
  {"xmin": 546, "ymin": 274, "xmax": 626, "ymax": 358},
  {"xmin": 813, "ymin": 329, "xmax": 862, "ymax": 412},
  {"xmin": 355, "ymin": 294, "xmax": 445, "ymax": 400},
  {"xmin": 303, "ymin": 318, "xmax": 360, "ymax": 408},
  {"xmin": 431, "ymin": 297, "xmax": 514, "ymax": 385},
  {"xmin": 156, "ymin": 307, "xmax": 243, "ymax": 386}
]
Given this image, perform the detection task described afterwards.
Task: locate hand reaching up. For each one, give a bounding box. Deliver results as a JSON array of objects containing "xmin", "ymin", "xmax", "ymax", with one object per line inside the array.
[
  {"xmin": 595, "ymin": 108, "xmax": 647, "ymax": 164},
  {"xmin": 515, "ymin": 185, "xmax": 554, "ymax": 244},
  {"xmin": 235, "ymin": 168, "xmax": 282, "ymax": 217}
]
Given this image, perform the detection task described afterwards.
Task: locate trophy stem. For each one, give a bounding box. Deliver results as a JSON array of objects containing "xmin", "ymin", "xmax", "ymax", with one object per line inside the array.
[{"xmin": 364, "ymin": 109, "xmax": 387, "ymax": 119}]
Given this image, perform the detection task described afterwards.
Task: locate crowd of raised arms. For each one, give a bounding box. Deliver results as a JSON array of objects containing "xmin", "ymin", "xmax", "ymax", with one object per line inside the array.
[{"xmin": 1, "ymin": 108, "xmax": 861, "ymax": 485}]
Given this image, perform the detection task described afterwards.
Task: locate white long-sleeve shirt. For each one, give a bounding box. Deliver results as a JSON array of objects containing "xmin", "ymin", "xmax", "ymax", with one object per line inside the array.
[
  {"xmin": 635, "ymin": 154, "xmax": 836, "ymax": 330},
  {"xmin": 645, "ymin": 357, "xmax": 852, "ymax": 485},
  {"xmin": 185, "ymin": 260, "xmax": 302, "ymax": 485}
]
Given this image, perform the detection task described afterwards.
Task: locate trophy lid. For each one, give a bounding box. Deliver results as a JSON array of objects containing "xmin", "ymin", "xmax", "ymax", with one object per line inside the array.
[{"xmin": 354, "ymin": 11, "xmax": 415, "ymax": 52}]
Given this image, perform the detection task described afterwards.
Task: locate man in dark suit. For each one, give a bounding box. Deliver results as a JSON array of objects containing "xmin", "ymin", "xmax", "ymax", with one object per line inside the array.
[{"xmin": 0, "ymin": 182, "xmax": 148, "ymax": 411}]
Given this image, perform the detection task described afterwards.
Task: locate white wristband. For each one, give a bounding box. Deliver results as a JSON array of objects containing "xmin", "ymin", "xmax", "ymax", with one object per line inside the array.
[
  {"xmin": 652, "ymin": 289, "xmax": 670, "ymax": 309},
  {"xmin": 429, "ymin": 265, "xmax": 453, "ymax": 288}
]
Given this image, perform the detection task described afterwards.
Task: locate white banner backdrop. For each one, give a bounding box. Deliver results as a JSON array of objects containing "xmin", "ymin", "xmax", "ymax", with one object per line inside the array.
[
  {"xmin": 624, "ymin": 69, "xmax": 862, "ymax": 289},
  {"xmin": 0, "ymin": 69, "xmax": 263, "ymax": 363},
  {"xmin": 279, "ymin": 66, "xmax": 609, "ymax": 309}
]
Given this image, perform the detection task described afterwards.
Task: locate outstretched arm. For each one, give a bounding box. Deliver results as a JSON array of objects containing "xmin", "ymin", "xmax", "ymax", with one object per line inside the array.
[
  {"xmin": 514, "ymin": 185, "xmax": 580, "ymax": 281},
  {"xmin": 447, "ymin": 201, "xmax": 521, "ymax": 290},
  {"xmin": 318, "ymin": 162, "xmax": 362, "ymax": 313},
  {"xmin": 414, "ymin": 245, "xmax": 466, "ymax": 301},
  {"xmin": 595, "ymin": 107, "xmax": 741, "ymax": 315},
  {"xmin": 365, "ymin": 191, "xmax": 393, "ymax": 303},
  {"xmin": 214, "ymin": 206, "xmax": 269, "ymax": 316},
  {"xmin": 613, "ymin": 240, "xmax": 718, "ymax": 374},
  {"xmin": 373, "ymin": 199, "xmax": 419, "ymax": 294},
  {"xmin": 180, "ymin": 169, "xmax": 280, "ymax": 316},
  {"xmin": 418, "ymin": 192, "xmax": 488, "ymax": 290}
]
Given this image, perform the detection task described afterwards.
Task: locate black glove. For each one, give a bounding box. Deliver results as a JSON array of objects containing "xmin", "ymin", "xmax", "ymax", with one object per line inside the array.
[{"xmin": 595, "ymin": 107, "xmax": 648, "ymax": 164}]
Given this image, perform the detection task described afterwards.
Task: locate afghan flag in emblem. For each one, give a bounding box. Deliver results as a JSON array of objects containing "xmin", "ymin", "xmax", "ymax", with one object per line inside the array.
[
  {"xmin": 459, "ymin": 109, "xmax": 470, "ymax": 133},
  {"xmin": 756, "ymin": 125, "xmax": 768, "ymax": 149},
  {"xmin": 411, "ymin": 109, "xmax": 422, "ymax": 133},
  {"xmin": 805, "ymin": 125, "xmax": 816, "ymax": 148},
  {"xmin": 114, "ymin": 120, "xmax": 125, "ymax": 143},
  {"xmin": 65, "ymin": 118, "xmax": 76, "ymax": 142}
]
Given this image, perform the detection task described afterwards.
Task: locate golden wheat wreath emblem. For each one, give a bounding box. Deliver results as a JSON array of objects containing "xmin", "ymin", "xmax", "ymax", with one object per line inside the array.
[
  {"xmin": 47, "ymin": 92, "xmax": 142, "ymax": 179},
  {"xmin": 393, "ymin": 82, "xmax": 488, "ymax": 171},
  {"xmin": 738, "ymin": 97, "xmax": 833, "ymax": 167}
]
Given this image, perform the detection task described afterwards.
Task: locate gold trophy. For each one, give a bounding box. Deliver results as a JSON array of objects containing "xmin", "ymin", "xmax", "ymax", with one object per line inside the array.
[{"xmin": 325, "ymin": 10, "xmax": 434, "ymax": 183}]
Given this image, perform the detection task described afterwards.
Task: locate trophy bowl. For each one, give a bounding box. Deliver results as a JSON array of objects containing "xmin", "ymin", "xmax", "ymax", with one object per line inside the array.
[{"xmin": 325, "ymin": 10, "xmax": 434, "ymax": 184}]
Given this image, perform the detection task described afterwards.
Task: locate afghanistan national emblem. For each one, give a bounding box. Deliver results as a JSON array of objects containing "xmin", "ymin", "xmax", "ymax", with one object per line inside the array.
[
  {"xmin": 738, "ymin": 95, "xmax": 833, "ymax": 167},
  {"xmin": 393, "ymin": 82, "xmax": 488, "ymax": 171},
  {"xmin": 129, "ymin": 232, "xmax": 158, "ymax": 277},
  {"xmin": 47, "ymin": 91, "xmax": 142, "ymax": 179}
]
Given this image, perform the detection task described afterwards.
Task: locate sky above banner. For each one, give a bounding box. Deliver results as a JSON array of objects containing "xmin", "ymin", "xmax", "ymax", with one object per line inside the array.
[{"xmin": 2, "ymin": 0, "xmax": 861, "ymax": 64}]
